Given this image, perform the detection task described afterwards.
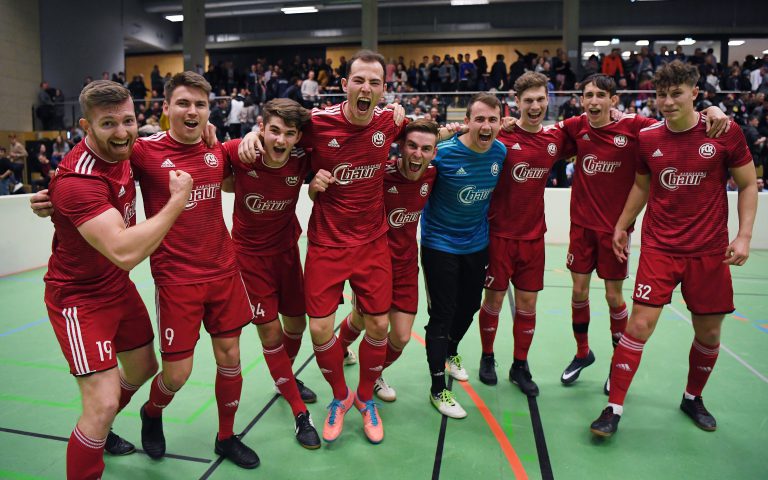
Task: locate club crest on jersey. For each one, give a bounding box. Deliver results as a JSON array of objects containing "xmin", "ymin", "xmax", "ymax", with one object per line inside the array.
[
  {"xmin": 123, "ymin": 199, "xmax": 136, "ymax": 227},
  {"xmin": 491, "ymin": 162, "xmax": 500, "ymax": 176},
  {"xmin": 512, "ymin": 162, "xmax": 549, "ymax": 182},
  {"xmin": 204, "ymin": 152, "xmax": 219, "ymax": 167},
  {"xmin": 581, "ymin": 154, "xmax": 620, "ymax": 175},
  {"xmin": 332, "ymin": 162, "xmax": 381, "ymax": 185},
  {"xmin": 420, "ymin": 183, "xmax": 430, "ymax": 197},
  {"xmin": 457, "ymin": 185, "xmax": 493, "ymax": 205},
  {"xmin": 613, "ymin": 135, "xmax": 628, "ymax": 148},
  {"xmin": 244, "ymin": 193, "xmax": 294, "ymax": 213},
  {"xmin": 698, "ymin": 143, "xmax": 716, "ymax": 159},
  {"xmin": 659, "ymin": 167, "xmax": 707, "ymax": 191},
  {"xmin": 285, "ymin": 176, "xmax": 299, "ymax": 186},
  {"xmin": 388, "ymin": 208, "xmax": 422, "ymax": 228},
  {"xmin": 372, "ymin": 131, "xmax": 386, "ymax": 148},
  {"xmin": 547, "ymin": 143, "xmax": 558, "ymax": 156}
]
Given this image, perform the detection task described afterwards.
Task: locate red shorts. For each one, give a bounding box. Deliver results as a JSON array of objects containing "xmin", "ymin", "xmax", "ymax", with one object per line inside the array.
[
  {"xmin": 46, "ymin": 283, "xmax": 154, "ymax": 376},
  {"xmin": 237, "ymin": 245, "xmax": 305, "ymax": 325},
  {"xmin": 392, "ymin": 260, "xmax": 419, "ymax": 314},
  {"xmin": 567, "ymin": 224, "xmax": 628, "ymax": 280},
  {"xmin": 156, "ymin": 273, "xmax": 254, "ymax": 360},
  {"xmin": 632, "ymin": 252, "xmax": 734, "ymax": 315},
  {"xmin": 305, "ymin": 235, "xmax": 392, "ymax": 317},
  {"xmin": 485, "ymin": 235, "xmax": 545, "ymax": 292}
]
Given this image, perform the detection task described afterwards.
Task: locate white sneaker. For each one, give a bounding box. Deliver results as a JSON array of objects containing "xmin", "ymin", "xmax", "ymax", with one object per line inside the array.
[
  {"xmin": 373, "ymin": 376, "xmax": 396, "ymax": 402},
  {"xmin": 344, "ymin": 348, "xmax": 357, "ymax": 366},
  {"xmin": 447, "ymin": 355, "xmax": 469, "ymax": 381},
  {"xmin": 430, "ymin": 389, "xmax": 467, "ymax": 419},
  {"xmin": 12, "ymin": 183, "xmax": 24, "ymax": 193}
]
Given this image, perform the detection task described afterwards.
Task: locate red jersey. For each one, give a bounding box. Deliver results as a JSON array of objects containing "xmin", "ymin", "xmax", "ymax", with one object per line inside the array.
[
  {"xmin": 562, "ymin": 113, "xmax": 657, "ymax": 233},
  {"xmin": 302, "ymin": 102, "xmax": 406, "ymax": 247},
  {"xmin": 131, "ymin": 132, "xmax": 237, "ymax": 286},
  {"xmin": 384, "ymin": 160, "xmax": 437, "ymax": 267},
  {"xmin": 490, "ymin": 125, "xmax": 576, "ymax": 240},
  {"xmin": 44, "ymin": 139, "xmax": 136, "ymax": 304},
  {"xmin": 637, "ymin": 115, "xmax": 751, "ymax": 256},
  {"xmin": 222, "ymin": 139, "xmax": 310, "ymax": 256}
]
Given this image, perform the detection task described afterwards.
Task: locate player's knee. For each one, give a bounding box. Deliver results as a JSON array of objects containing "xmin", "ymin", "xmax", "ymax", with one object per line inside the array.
[
  {"xmin": 308, "ymin": 320, "xmax": 332, "ymax": 340},
  {"xmin": 364, "ymin": 316, "xmax": 388, "ymax": 337},
  {"xmin": 138, "ymin": 357, "xmax": 159, "ymax": 383},
  {"xmin": 85, "ymin": 396, "xmax": 120, "ymax": 425},
  {"xmin": 571, "ymin": 286, "xmax": 589, "ymax": 302},
  {"xmin": 695, "ymin": 327, "xmax": 721, "ymax": 346},
  {"xmin": 483, "ymin": 293, "xmax": 504, "ymax": 311},
  {"xmin": 392, "ymin": 331, "xmax": 411, "ymax": 348},
  {"xmin": 625, "ymin": 318, "xmax": 653, "ymax": 341},
  {"xmin": 605, "ymin": 290, "xmax": 624, "ymax": 308},
  {"xmin": 257, "ymin": 320, "xmax": 282, "ymax": 346},
  {"xmin": 163, "ymin": 368, "xmax": 192, "ymax": 391}
]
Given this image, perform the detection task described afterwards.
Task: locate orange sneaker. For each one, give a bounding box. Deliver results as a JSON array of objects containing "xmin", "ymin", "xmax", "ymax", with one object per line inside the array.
[
  {"xmin": 354, "ymin": 395, "xmax": 384, "ymax": 444},
  {"xmin": 322, "ymin": 388, "xmax": 354, "ymax": 442}
]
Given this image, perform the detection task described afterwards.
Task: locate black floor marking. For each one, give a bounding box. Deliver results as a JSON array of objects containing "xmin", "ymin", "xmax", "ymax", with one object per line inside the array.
[
  {"xmin": 527, "ymin": 396, "xmax": 554, "ymax": 480},
  {"xmin": 431, "ymin": 376, "xmax": 453, "ymax": 480},
  {"xmin": 0, "ymin": 426, "xmax": 212, "ymax": 464}
]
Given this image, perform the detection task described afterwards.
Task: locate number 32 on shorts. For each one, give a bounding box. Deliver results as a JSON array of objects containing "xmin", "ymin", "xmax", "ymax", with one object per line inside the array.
[{"xmin": 635, "ymin": 283, "xmax": 652, "ymax": 300}]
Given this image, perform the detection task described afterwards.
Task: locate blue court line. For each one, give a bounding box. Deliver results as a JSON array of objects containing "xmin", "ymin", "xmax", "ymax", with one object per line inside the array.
[{"xmin": 0, "ymin": 318, "xmax": 48, "ymax": 338}]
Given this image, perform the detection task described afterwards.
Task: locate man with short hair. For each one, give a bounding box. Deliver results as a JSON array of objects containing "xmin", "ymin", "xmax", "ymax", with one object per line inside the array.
[{"xmin": 590, "ymin": 60, "xmax": 757, "ymax": 437}]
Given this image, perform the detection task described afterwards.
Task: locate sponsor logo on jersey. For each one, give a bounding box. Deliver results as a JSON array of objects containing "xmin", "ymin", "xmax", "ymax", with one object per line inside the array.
[
  {"xmin": 512, "ymin": 162, "xmax": 549, "ymax": 182},
  {"xmin": 327, "ymin": 138, "xmax": 340, "ymax": 148},
  {"xmin": 581, "ymin": 154, "xmax": 621, "ymax": 175},
  {"xmin": 698, "ymin": 143, "xmax": 716, "ymax": 159},
  {"xmin": 388, "ymin": 207, "xmax": 422, "ymax": 228},
  {"xmin": 652, "ymin": 149, "xmax": 664, "ymax": 157},
  {"xmin": 118, "ymin": 185, "xmax": 126, "ymax": 197},
  {"xmin": 457, "ymin": 185, "xmax": 493, "ymax": 204},
  {"xmin": 185, "ymin": 183, "xmax": 220, "ymax": 210},
  {"xmin": 332, "ymin": 162, "xmax": 381, "ymax": 185},
  {"xmin": 613, "ymin": 135, "xmax": 628, "ymax": 148},
  {"xmin": 123, "ymin": 198, "xmax": 136, "ymax": 227},
  {"xmin": 547, "ymin": 143, "xmax": 558, "ymax": 156},
  {"xmin": 420, "ymin": 183, "xmax": 429, "ymax": 197},
  {"xmin": 371, "ymin": 130, "xmax": 386, "ymax": 147},
  {"xmin": 388, "ymin": 186, "xmax": 399, "ymax": 194},
  {"xmin": 491, "ymin": 162, "xmax": 500, "ymax": 176},
  {"xmin": 456, "ymin": 167, "xmax": 468, "ymax": 176},
  {"xmin": 161, "ymin": 158, "xmax": 175, "ymax": 168},
  {"xmin": 244, "ymin": 193, "xmax": 294, "ymax": 213},
  {"xmin": 204, "ymin": 152, "xmax": 219, "ymax": 167},
  {"xmin": 511, "ymin": 143, "xmax": 522, "ymax": 150},
  {"xmin": 659, "ymin": 167, "xmax": 707, "ymax": 191},
  {"xmin": 285, "ymin": 176, "xmax": 299, "ymax": 186}
]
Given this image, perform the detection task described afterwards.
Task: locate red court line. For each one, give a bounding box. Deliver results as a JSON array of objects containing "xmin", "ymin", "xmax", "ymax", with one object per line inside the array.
[{"xmin": 410, "ymin": 331, "xmax": 529, "ymax": 480}]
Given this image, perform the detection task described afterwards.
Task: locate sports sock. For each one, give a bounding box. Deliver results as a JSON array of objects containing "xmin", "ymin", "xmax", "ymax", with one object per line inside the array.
[
  {"xmin": 383, "ymin": 338, "xmax": 403, "ymax": 369},
  {"xmin": 607, "ymin": 333, "xmax": 646, "ymax": 406},
  {"xmin": 282, "ymin": 329, "xmax": 303, "ymax": 364},
  {"xmin": 118, "ymin": 374, "xmax": 140, "ymax": 412},
  {"xmin": 215, "ymin": 363, "xmax": 243, "ymax": 441},
  {"xmin": 337, "ymin": 313, "xmax": 362, "ymax": 351},
  {"xmin": 313, "ymin": 336, "xmax": 348, "ymax": 400},
  {"xmin": 478, "ymin": 303, "xmax": 500, "ymax": 355},
  {"xmin": 686, "ymin": 339, "xmax": 719, "ymax": 397},
  {"xmin": 357, "ymin": 334, "xmax": 387, "ymax": 402},
  {"xmin": 67, "ymin": 426, "xmax": 105, "ymax": 480},
  {"xmin": 572, "ymin": 298, "xmax": 591, "ymax": 358},
  {"xmin": 512, "ymin": 308, "xmax": 536, "ymax": 361},
  {"xmin": 144, "ymin": 373, "xmax": 176, "ymax": 418},
  {"xmin": 263, "ymin": 343, "xmax": 305, "ymax": 416},
  {"xmin": 609, "ymin": 303, "xmax": 628, "ymax": 348}
]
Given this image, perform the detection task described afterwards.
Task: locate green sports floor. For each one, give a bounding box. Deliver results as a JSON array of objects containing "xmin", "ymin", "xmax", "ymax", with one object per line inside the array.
[{"xmin": 1, "ymin": 242, "xmax": 766, "ymax": 479}]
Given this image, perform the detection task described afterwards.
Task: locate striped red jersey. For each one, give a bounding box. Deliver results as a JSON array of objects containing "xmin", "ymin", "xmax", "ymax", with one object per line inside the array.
[
  {"xmin": 637, "ymin": 115, "xmax": 751, "ymax": 256},
  {"xmin": 490, "ymin": 125, "xmax": 576, "ymax": 240},
  {"xmin": 44, "ymin": 139, "xmax": 136, "ymax": 304},
  {"xmin": 562, "ymin": 113, "xmax": 657, "ymax": 233},
  {"xmin": 384, "ymin": 160, "xmax": 436, "ymax": 267},
  {"xmin": 222, "ymin": 139, "xmax": 310, "ymax": 256},
  {"xmin": 302, "ymin": 102, "xmax": 406, "ymax": 247},
  {"xmin": 131, "ymin": 132, "xmax": 237, "ymax": 286}
]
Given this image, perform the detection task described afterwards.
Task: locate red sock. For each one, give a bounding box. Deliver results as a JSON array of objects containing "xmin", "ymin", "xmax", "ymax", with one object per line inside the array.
[
  {"xmin": 215, "ymin": 364, "xmax": 242, "ymax": 440},
  {"xmin": 609, "ymin": 303, "xmax": 628, "ymax": 348},
  {"xmin": 686, "ymin": 339, "xmax": 719, "ymax": 397},
  {"xmin": 118, "ymin": 374, "xmax": 140, "ymax": 412},
  {"xmin": 607, "ymin": 333, "xmax": 646, "ymax": 406},
  {"xmin": 479, "ymin": 303, "xmax": 500, "ymax": 355},
  {"xmin": 512, "ymin": 308, "xmax": 536, "ymax": 361},
  {"xmin": 263, "ymin": 343, "xmax": 305, "ymax": 416},
  {"xmin": 144, "ymin": 373, "xmax": 176, "ymax": 418},
  {"xmin": 383, "ymin": 338, "xmax": 403, "ymax": 369},
  {"xmin": 572, "ymin": 298, "xmax": 591, "ymax": 358},
  {"xmin": 67, "ymin": 426, "xmax": 105, "ymax": 480},
  {"xmin": 357, "ymin": 335, "xmax": 387, "ymax": 402},
  {"xmin": 313, "ymin": 336, "xmax": 348, "ymax": 400},
  {"xmin": 282, "ymin": 329, "xmax": 303, "ymax": 364},
  {"xmin": 338, "ymin": 313, "xmax": 362, "ymax": 351}
]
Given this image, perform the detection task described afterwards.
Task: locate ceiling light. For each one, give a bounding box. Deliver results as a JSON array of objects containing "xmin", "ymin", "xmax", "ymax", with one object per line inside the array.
[
  {"xmin": 611, "ymin": 38, "xmax": 620, "ymax": 44},
  {"xmin": 622, "ymin": 51, "xmax": 632, "ymax": 58},
  {"xmin": 583, "ymin": 51, "xmax": 599, "ymax": 57},
  {"xmin": 678, "ymin": 37, "xmax": 696, "ymax": 46},
  {"xmin": 281, "ymin": 6, "xmax": 318, "ymax": 14},
  {"xmin": 451, "ymin": 0, "xmax": 489, "ymax": 5},
  {"xmin": 728, "ymin": 40, "xmax": 745, "ymax": 46},
  {"xmin": 635, "ymin": 40, "xmax": 649, "ymax": 46},
  {"xmin": 763, "ymin": 49, "xmax": 768, "ymax": 55},
  {"xmin": 593, "ymin": 40, "xmax": 610, "ymax": 47},
  {"xmin": 165, "ymin": 14, "xmax": 183, "ymax": 22}
]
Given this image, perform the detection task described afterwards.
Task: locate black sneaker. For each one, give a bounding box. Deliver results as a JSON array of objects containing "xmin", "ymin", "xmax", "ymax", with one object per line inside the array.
[
  {"xmin": 590, "ymin": 406, "xmax": 621, "ymax": 437},
  {"xmin": 560, "ymin": 350, "xmax": 596, "ymax": 385},
  {"xmin": 214, "ymin": 434, "xmax": 260, "ymax": 469},
  {"xmin": 680, "ymin": 395, "xmax": 717, "ymax": 431},
  {"xmin": 140, "ymin": 403, "xmax": 166, "ymax": 459},
  {"xmin": 296, "ymin": 379, "xmax": 317, "ymax": 404},
  {"xmin": 479, "ymin": 354, "xmax": 498, "ymax": 385},
  {"xmin": 294, "ymin": 411, "xmax": 321, "ymax": 449},
  {"xmin": 509, "ymin": 361, "xmax": 539, "ymax": 397},
  {"xmin": 104, "ymin": 430, "xmax": 135, "ymax": 456}
]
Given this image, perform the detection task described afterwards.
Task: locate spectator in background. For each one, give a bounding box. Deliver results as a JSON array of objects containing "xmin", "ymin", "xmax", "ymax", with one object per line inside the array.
[
  {"xmin": 757, "ymin": 178, "xmax": 764, "ymax": 192},
  {"xmin": 641, "ymin": 97, "xmax": 660, "ymax": 120},
  {"xmin": 51, "ymin": 134, "xmax": 69, "ymax": 169},
  {"xmin": 227, "ymin": 91, "xmax": 245, "ymax": 139},
  {"xmin": 490, "ymin": 54, "xmax": 508, "ymax": 91},
  {"xmin": 128, "ymin": 75, "xmax": 148, "ymax": 108},
  {"xmin": 475, "ymin": 49, "xmax": 489, "ymax": 91},
  {"xmin": 744, "ymin": 115, "xmax": 766, "ymax": 178},
  {"xmin": 8, "ymin": 134, "xmax": 27, "ymax": 189},
  {"xmin": 151, "ymin": 65, "xmax": 163, "ymax": 95},
  {"xmin": 300, "ymin": 70, "xmax": 319, "ymax": 106},
  {"xmin": 239, "ymin": 97, "xmax": 258, "ymax": 138},
  {"xmin": 601, "ymin": 49, "xmax": 624, "ymax": 82},
  {"xmin": 0, "ymin": 146, "xmax": 15, "ymax": 195},
  {"xmin": 209, "ymin": 98, "xmax": 228, "ymax": 142},
  {"xmin": 32, "ymin": 145, "xmax": 52, "ymax": 192},
  {"xmin": 37, "ymin": 81, "xmax": 55, "ymax": 130},
  {"xmin": 559, "ymin": 95, "xmax": 581, "ymax": 119},
  {"xmin": 53, "ymin": 88, "xmax": 66, "ymax": 130}
]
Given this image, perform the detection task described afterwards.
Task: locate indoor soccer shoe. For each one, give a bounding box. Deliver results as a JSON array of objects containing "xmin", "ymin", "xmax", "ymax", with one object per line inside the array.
[
  {"xmin": 590, "ymin": 406, "xmax": 621, "ymax": 437},
  {"xmin": 104, "ymin": 430, "xmax": 135, "ymax": 456},
  {"xmin": 294, "ymin": 411, "xmax": 321, "ymax": 449},
  {"xmin": 214, "ymin": 434, "xmax": 260, "ymax": 469},
  {"xmin": 275, "ymin": 378, "xmax": 318, "ymax": 404},
  {"xmin": 479, "ymin": 353, "xmax": 498, "ymax": 385},
  {"xmin": 140, "ymin": 402, "xmax": 166, "ymax": 459},
  {"xmin": 680, "ymin": 395, "xmax": 717, "ymax": 431},
  {"xmin": 447, "ymin": 355, "xmax": 469, "ymax": 381},
  {"xmin": 430, "ymin": 389, "xmax": 467, "ymax": 419},
  {"xmin": 344, "ymin": 348, "xmax": 358, "ymax": 366},
  {"xmin": 560, "ymin": 350, "xmax": 595, "ymax": 385},
  {"xmin": 354, "ymin": 396, "xmax": 384, "ymax": 444},
  {"xmin": 322, "ymin": 388, "xmax": 354, "ymax": 442},
  {"xmin": 509, "ymin": 361, "xmax": 539, "ymax": 397},
  {"xmin": 373, "ymin": 376, "xmax": 397, "ymax": 402}
]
